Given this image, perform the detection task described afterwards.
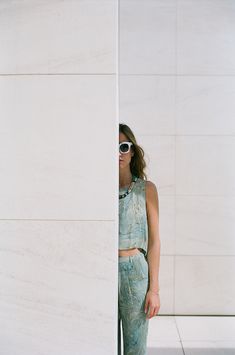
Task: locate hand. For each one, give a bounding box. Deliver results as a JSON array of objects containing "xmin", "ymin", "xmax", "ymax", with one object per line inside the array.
[{"xmin": 144, "ymin": 290, "xmax": 160, "ymax": 319}]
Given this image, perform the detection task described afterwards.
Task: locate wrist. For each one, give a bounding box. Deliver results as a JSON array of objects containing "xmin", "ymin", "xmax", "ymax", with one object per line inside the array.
[{"xmin": 148, "ymin": 288, "xmax": 160, "ymax": 295}]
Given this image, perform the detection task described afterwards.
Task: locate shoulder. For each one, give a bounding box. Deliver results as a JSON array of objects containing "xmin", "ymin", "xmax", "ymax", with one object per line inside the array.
[
  {"xmin": 145, "ymin": 180, "xmax": 159, "ymax": 205},
  {"xmin": 145, "ymin": 180, "xmax": 158, "ymax": 194}
]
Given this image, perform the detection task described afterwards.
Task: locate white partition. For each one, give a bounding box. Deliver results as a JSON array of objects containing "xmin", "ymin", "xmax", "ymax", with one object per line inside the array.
[{"xmin": 0, "ymin": 1, "xmax": 118, "ymax": 354}]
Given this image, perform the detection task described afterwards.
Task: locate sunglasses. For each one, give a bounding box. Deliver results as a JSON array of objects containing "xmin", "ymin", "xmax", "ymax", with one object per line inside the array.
[{"xmin": 119, "ymin": 141, "xmax": 133, "ymax": 154}]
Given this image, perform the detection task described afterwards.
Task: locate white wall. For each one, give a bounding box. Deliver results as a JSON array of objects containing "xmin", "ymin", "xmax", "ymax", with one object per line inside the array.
[
  {"xmin": 119, "ymin": 0, "xmax": 235, "ymax": 315},
  {"xmin": 0, "ymin": 1, "xmax": 118, "ymax": 354},
  {"xmin": 1, "ymin": 1, "xmax": 234, "ymax": 353}
]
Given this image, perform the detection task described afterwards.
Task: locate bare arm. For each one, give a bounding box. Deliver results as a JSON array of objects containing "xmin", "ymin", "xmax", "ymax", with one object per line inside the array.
[{"xmin": 146, "ymin": 180, "xmax": 161, "ymax": 293}]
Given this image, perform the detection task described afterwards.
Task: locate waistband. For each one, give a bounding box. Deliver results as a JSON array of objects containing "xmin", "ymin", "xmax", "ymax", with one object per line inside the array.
[{"xmin": 118, "ymin": 250, "xmax": 144, "ymax": 263}]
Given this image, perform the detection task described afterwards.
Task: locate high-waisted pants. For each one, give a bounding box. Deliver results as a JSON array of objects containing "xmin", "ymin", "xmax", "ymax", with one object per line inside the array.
[{"xmin": 118, "ymin": 250, "xmax": 149, "ymax": 355}]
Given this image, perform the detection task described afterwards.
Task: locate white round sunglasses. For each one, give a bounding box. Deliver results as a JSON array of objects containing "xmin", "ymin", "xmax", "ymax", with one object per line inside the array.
[{"xmin": 119, "ymin": 141, "xmax": 133, "ymax": 154}]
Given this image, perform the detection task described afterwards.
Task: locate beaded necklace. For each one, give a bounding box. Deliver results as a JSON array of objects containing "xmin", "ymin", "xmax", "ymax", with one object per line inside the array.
[{"xmin": 119, "ymin": 175, "xmax": 138, "ymax": 199}]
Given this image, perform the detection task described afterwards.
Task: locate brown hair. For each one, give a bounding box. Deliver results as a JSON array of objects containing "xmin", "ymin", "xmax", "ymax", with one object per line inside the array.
[{"xmin": 119, "ymin": 123, "xmax": 148, "ymax": 180}]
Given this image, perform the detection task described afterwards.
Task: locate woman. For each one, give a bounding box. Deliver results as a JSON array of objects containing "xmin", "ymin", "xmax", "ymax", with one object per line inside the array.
[{"xmin": 118, "ymin": 123, "xmax": 161, "ymax": 355}]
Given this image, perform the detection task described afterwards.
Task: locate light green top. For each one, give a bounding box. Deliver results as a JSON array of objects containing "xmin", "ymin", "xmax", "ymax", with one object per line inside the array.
[{"xmin": 119, "ymin": 176, "xmax": 148, "ymax": 256}]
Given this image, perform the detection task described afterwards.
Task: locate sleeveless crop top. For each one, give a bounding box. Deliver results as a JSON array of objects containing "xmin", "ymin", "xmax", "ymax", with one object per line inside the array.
[{"xmin": 119, "ymin": 176, "xmax": 148, "ymax": 256}]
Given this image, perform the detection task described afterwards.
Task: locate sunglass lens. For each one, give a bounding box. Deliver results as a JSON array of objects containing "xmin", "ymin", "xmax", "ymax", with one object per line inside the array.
[{"xmin": 120, "ymin": 143, "xmax": 129, "ymax": 153}]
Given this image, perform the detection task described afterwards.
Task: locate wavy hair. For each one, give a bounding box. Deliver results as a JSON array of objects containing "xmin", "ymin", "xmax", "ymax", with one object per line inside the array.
[{"xmin": 119, "ymin": 123, "xmax": 148, "ymax": 180}]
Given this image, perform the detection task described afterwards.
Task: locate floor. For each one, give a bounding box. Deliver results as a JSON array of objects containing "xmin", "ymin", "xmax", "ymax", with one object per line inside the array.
[{"xmin": 147, "ymin": 316, "xmax": 235, "ymax": 355}]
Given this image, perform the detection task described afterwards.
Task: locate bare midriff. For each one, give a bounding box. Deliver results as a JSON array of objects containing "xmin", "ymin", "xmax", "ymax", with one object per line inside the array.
[{"xmin": 118, "ymin": 247, "xmax": 141, "ymax": 257}]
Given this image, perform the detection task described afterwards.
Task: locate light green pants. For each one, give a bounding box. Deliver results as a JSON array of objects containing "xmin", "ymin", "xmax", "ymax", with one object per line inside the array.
[{"xmin": 118, "ymin": 250, "xmax": 149, "ymax": 355}]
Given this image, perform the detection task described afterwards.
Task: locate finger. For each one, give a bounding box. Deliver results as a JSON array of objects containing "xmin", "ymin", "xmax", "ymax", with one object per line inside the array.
[
  {"xmin": 153, "ymin": 308, "xmax": 158, "ymax": 316},
  {"xmin": 150, "ymin": 307, "xmax": 156, "ymax": 318},
  {"xmin": 146, "ymin": 305, "xmax": 152, "ymax": 318},
  {"xmin": 151, "ymin": 306, "xmax": 159, "ymax": 317},
  {"xmin": 146, "ymin": 306, "xmax": 154, "ymax": 318},
  {"xmin": 144, "ymin": 301, "xmax": 149, "ymax": 314}
]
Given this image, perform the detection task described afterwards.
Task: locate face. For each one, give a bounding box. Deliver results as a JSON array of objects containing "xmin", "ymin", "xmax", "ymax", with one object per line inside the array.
[{"xmin": 119, "ymin": 132, "xmax": 134, "ymax": 168}]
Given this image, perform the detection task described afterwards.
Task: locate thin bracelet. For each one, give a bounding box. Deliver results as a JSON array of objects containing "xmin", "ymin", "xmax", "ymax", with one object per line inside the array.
[{"xmin": 148, "ymin": 289, "xmax": 160, "ymax": 295}]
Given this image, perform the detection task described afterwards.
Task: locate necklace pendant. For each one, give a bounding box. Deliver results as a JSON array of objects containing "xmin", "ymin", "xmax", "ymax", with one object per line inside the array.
[{"xmin": 119, "ymin": 175, "xmax": 138, "ymax": 199}]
